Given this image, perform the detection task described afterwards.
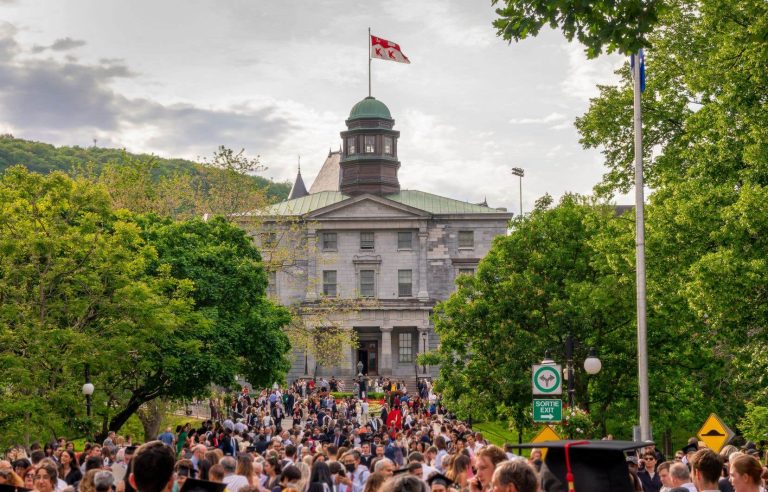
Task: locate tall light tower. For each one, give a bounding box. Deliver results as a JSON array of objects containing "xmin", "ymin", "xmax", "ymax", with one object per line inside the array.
[{"xmin": 511, "ymin": 167, "xmax": 524, "ymax": 217}]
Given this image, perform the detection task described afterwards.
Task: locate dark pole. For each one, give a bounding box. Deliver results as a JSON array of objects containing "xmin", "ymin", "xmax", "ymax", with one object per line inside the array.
[
  {"xmin": 566, "ymin": 333, "xmax": 574, "ymax": 408},
  {"xmin": 421, "ymin": 333, "xmax": 427, "ymax": 374},
  {"xmin": 304, "ymin": 351, "xmax": 308, "ymax": 376},
  {"xmin": 85, "ymin": 364, "xmax": 92, "ymax": 418}
]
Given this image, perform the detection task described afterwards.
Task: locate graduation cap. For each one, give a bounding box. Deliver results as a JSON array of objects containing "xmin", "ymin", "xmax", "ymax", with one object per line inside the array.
[
  {"xmin": 0, "ymin": 485, "xmax": 33, "ymax": 492},
  {"xmin": 517, "ymin": 440, "xmax": 650, "ymax": 492},
  {"xmin": 179, "ymin": 479, "xmax": 227, "ymax": 492},
  {"xmin": 426, "ymin": 473, "xmax": 454, "ymax": 490}
]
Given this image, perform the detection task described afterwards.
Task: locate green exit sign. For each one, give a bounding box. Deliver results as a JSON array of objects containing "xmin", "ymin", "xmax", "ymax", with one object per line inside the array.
[{"xmin": 533, "ymin": 399, "xmax": 562, "ymax": 423}]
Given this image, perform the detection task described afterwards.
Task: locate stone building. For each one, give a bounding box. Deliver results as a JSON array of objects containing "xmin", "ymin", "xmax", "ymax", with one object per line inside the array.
[{"xmin": 238, "ymin": 96, "xmax": 512, "ymax": 386}]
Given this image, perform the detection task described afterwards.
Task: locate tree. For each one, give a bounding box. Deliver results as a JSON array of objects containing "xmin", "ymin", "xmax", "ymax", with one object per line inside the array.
[
  {"xmin": 492, "ymin": 0, "xmax": 665, "ymax": 57},
  {"xmin": 0, "ymin": 167, "xmax": 290, "ymax": 446}
]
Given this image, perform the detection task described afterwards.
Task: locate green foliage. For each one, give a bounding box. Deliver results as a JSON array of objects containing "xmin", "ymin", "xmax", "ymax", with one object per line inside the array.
[
  {"xmin": 0, "ymin": 167, "xmax": 291, "ymax": 446},
  {"xmin": 492, "ymin": 0, "xmax": 665, "ymax": 57},
  {"xmin": 555, "ymin": 407, "xmax": 597, "ymax": 440},
  {"xmin": 738, "ymin": 404, "xmax": 768, "ymax": 444},
  {"xmin": 0, "ymin": 135, "xmax": 290, "ymax": 201}
]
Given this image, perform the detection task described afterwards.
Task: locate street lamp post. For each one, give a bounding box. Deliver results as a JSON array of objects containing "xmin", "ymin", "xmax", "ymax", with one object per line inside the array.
[
  {"xmin": 356, "ymin": 361, "xmax": 365, "ymax": 399},
  {"xmin": 511, "ymin": 167, "xmax": 524, "ymax": 217},
  {"xmin": 421, "ymin": 332, "xmax": 427, "ymax": 375},
  {"xmin": 82, "ymin": 364, "xmax": 94, "ymax": 418},
  {"xmin": 544, "ymin": 342, "xmax": 601, "ymax": 409}
]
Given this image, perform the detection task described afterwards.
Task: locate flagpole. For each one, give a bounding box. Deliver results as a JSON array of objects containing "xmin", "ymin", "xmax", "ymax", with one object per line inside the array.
[
  {"xmin": 368, "ymin": 27, "xmax": 372, "ymax": 97},
  {"xmin": 633, "ymin": 50, "xmax": 650, "ymax": 442}
]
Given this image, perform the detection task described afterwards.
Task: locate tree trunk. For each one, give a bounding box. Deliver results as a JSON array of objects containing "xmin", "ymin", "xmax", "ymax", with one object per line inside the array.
[
  {"xmin": 97, "ymin": 394, "xmax": 146, "ymax": 442},
  {"xmin": 136, "ymin": 399, "xmax": 166, "ymax": 442},
  {"xmin": 663, "ymin": 428, "xmax": 672, "ymax": 457}
]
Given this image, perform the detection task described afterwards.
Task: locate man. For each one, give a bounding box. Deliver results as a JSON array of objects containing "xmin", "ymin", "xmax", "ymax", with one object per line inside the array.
[
  {"xmin": 190, "ymin": 445, "xmax": 207, "ymax": 472},
  {"xmin": 360, "ymin": 443, "xmax": 373, "ymax": 469},
  {"xmin": 157, "ymin": 428, "xmax": 174, "ymax": 448},
  {"xmin": 407, "ymin": 452, "xmax": 436, "ymax": 481},
  {"xmin": 638, "ymin": 452, "xmax": 662, "ymax": 492},
  {"xmin": 669, "ymin": 463, "xmax": 696, "ymax": 492},
  {"xmin": 470, "ymin": 446, "xmax": 508, "ymax": 492},
  {"xmin": 219, "ymin": 456, "xmax": 249, "ymax": 492},
  {"xmin": 690, "ymin": 449, "xmax": 722, "ymax": 492},
  {"xmin": 433, "ymin": 437, "xmax": 448, "ymax": 473},
  {"xmin": 116, "ymin": 446, "xmax": 137, "ymax": 492},
  {"xmin": 373, "ymin": 458, "xmax": 395, "ymax": 478},
  {"xmin": 490, "ymin": 460, "xmax": 538, "ymax": 492},
  {"xmin": 656, "ymin": 461, "xmax": 674, "ymax": 492},
  {"xmin": 128, "ymin": 442, "xmax": 175, "ymax": 492},
  {"xmin": 103, "ymin": 432, "xmax": 118, "ymax": 455},
  {"xmin": 336, "ymin": 451, "xmax": 369, "ymax": 492}
]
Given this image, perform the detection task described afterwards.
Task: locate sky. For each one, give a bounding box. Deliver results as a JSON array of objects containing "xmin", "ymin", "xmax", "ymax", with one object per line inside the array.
[{"xmin": 0, "ymin": 0, "xmax": 628, "ymax": 212}]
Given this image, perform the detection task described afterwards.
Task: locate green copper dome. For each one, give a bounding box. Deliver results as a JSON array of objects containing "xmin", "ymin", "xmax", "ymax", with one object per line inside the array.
[{"xmin": 348, "ymin": 96, "xmax": 392, "ymax": 121}]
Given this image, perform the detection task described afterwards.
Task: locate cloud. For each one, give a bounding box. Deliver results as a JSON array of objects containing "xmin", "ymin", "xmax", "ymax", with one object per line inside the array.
[
  {"xmin": 32, "ymin": 37, "xmax": 87, "ymax": 53},
  {"xmin": 0, "ymin": 26, "xmax": 294, "ymax": 160},
  {"xmin": 509, "ymin": 112, "xmax": 567, "ymax": 125},
  {"xmin": 560, "ymin": 42, "xmax": 623, "ymax": 101}
]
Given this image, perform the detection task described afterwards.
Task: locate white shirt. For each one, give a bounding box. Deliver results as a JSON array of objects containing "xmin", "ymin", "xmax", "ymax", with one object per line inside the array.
[{"xmin": 223, "ymin": 474, "xmax": 250, "ymax": 492}]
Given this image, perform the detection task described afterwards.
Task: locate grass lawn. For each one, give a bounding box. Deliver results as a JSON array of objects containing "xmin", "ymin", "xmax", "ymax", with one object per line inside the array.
[{"xmin": 71, "ymin": 413, "xmax": 204, "ymax": 451}]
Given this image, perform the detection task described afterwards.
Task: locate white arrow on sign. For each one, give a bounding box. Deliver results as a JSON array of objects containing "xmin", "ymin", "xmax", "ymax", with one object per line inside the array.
[{"xmin": 540, "ymin": 414, "xmax": 554, "ymax": 420}]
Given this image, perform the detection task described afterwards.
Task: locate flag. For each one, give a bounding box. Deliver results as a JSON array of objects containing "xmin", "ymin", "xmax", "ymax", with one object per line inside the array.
[
  {"xmin": 630, "ymin": 49, "xmax": 646, "ymax": 92},
  {"xmin": 370, "ymin": 35, "xmax": 410, "ymax": 64}
]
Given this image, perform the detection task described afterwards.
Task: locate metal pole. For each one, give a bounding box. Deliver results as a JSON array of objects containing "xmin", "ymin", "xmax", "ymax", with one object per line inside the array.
[
  {"xmin": 566, "ymin": 333, "xmax": 574, "ymax": 408},
  {"xmin": 633, "ymin": 51, "xmax": 650, "ymax": 441},
  {"xmin": 85, "ymin": 364, "xmax": 92, "ymax": 418},
  {"xmin": 519, "ymin": 175, "xmax": 523, "ymax": 216},
  {"xmin": 368, "ymin": 27, "xmax": 372, "ymax": 97}
]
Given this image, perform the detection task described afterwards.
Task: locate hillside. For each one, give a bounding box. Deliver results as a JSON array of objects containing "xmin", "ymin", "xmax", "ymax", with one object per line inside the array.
[{"xmin": 0, "ymin": 134, "xmax": 291, "ymax": 201}]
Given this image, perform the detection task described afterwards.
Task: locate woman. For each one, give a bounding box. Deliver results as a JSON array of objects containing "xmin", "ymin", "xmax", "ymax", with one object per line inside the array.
[
  {"xmin": 176, "ymin": 424, "xmax": 190, "ymax": 458},
  {"xmin": 275, "ymin": 465, "xmax": 303, "ymax": 492},
  {"xmin": 236, "ymin": 455, "xmax": 255, "ymax": 486},
  {"xmin": 79, "ymin": 469, "xmax": 99, "ymax": 492},
  {"xmin": 264, "ymin": 457, "xmax": 282, "ymax": 491},
  {"xmin": 729, "ymin": 454, "xmax": 762, "ymax": 492},
  {"xmin": 60, "ymin": 450, "xmax": 82, "ymax": 485},
  {"xmin": 446, "ymin": 454, "xmax": 470, "ymax": 489},
  {"xmin": 33, "ymin": 462, "xmax": 58, "ymax": 492},
  {"xmin": 308, "ymin": 461, "xmax": 334, "ymax": 492},
  {"xmin": 172, "ymin": 459, "xmax": 195, "ymax": 492},
  {"xmin": 23, "ymin": 467, "xmax": 36, "ymax": 490}
]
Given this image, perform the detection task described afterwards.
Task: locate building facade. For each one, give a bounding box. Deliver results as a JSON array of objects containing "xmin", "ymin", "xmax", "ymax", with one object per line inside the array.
[{"xmin": 239, "ymin": 96, "xmax": 512, "ymax": 386}]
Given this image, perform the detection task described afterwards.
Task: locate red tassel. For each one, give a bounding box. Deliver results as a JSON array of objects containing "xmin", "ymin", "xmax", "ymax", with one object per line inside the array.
[{"xmin": 564, "ymin": 441, "xmax": 589, "ymax": 492}]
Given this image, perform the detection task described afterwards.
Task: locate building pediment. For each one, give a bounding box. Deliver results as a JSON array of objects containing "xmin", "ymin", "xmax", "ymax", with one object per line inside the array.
[{"xmin": 305, "ymin": 193, "xmax": 431, "ymax": 220}]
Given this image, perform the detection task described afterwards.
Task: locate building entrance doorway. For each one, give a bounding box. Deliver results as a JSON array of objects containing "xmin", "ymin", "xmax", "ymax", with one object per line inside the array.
[{"xmin": 357, "ymin": 340, "xmax": 378, "ymax": 375}]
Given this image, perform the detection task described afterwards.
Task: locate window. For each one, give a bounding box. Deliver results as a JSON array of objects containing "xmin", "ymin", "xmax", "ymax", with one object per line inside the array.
[
  {"xmin": 398, "ymin": 269, "xmax": 412, "ymax": 297},
  {"xmin": 347, "ymin": 137, "xmax": 356, "ymax": 155},
  {"xmin": 383, "ymin": 136, "xmax": 393, "ymax": 155},
  {"xmin": 323, "ymin": 270, "xmax": 337, "ymax": 297},
  {"xmin": 364, "ymin": 135, "xmax": 376, "ymax": 153},
  {"xmin": 360, "ymin": 231, "xmax": 375, "ymax": 250},
  {"xmin": 322, "ymin": 232, "xmax": 337, "ymax": 250},
  {"xmin": 360, "ymin": 270, "xmax": 375, "ymax": 297},
  {"xmin": 399, "ymin": 332, "xmax": 413, "ymax": 362},
  {"xmin": 261, "ymin": 232, "xmax": 277, "ymax": 248},
  {"xmin": 397, "ymin": 231, "xmax": 413, "ymax": 250},
  {"xmin": 458, "ymin": 230, "xmax": 474, "ymax": 249},
  {"xmin": 458, "ymin": 268, "xmax": 475, "ymax": 276},
  {"xmin": 267, "ymin": 271, "xmax": 277, "ymax": 297}
]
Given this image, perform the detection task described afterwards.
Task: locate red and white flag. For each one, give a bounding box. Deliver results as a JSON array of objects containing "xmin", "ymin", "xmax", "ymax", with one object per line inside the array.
[{"xmin": 370, "ymin": 35, "xmax": 410, "ymax": 64}]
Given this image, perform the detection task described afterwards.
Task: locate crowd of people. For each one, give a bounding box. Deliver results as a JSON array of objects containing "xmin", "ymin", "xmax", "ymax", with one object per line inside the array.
[{"xmin": 1, "ymin": 379, "xmax": 766, "ymax": 492}]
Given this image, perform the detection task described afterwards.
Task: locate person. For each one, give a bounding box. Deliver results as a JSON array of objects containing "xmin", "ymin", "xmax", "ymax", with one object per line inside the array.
[
  {"xmin": 158, "ymin": 428, "xmax": 175, "ymax": 448},
  {"xmin": 638, "ymin": 452, "xmax": 662, "ymax": 492},
  {"xmin": 220, "ymin": 456, "xmax": 249, "ymax": 492},
  {"xmin": 378, "ymin": 475, "xmax": 427, "ymax": 492},
  {"xmin": 308, "ymin": 461, "xmax": 334, "ymax": 492},
  {"xmin": 656, "ymin": 461, "xmax": 674, "ymax": 492},
  {"xmin": 60, "ymin": 450, "xmax": 82, "ymax": 486},
  {"xmin": 427, "ymin": 474, "xmax": 453, "ymax": 492},
  {"xmin": 728, "ymin": 454, "xmax": 762, "ymax": 492},
  {"xmin": 445, "ymin": 454, "xmax": 470, "ymax": 490},
  {"xmin": 689, "ymin": 449, "xmax": 722, "ymax": 492},
  {"xmin": 263, "ymin": 457, "xmax": 282, "ymax": 491},
  {"xmin": 116, "ymin": 446, "xmax": 138, "ymax": 492},
  {"xmin": 470, "ymin": 446, "xmax": 507, "ymax": 492},
  {"xmin": 176, "ymin": 425, "xmax": 190, "ymax": 458},
  {"xmin": 33, "ymin": 461, "xmax": 58, "ymax": 492},
  {"xmin": 363, "ymin": 471, "xmax": 388, "ymax": 492},
  {"xmin": 235, "ymin": 455, "xmax": 254, "ymax": 487},
  {"xmin": 668, "ymin": 463, "xmax": 696, "ymax": 492},
  {"xmin": 129, "ymin": 441, "xmax": 176, "ymax": 492},
  {"xmin": 94, "ymin": 471, "xmax": 115, "ymax": 492},
  {"xmin": 490, "ymin": 460, "xmax": 538, "ymax": 492}
]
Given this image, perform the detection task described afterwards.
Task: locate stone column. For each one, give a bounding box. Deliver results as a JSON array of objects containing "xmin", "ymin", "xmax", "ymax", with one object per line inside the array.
[
  {"xmin": 305, "ymin": 229, "xmax": 317, "ymax": 300},
  {"xmin": 340, "ymin": 326, "xmax": 354, "ymax": 376},
  {"xmin": 380, "ymin": 326, "xmax": 393, "ymax": 375},
  {"xmin": 417, "ymin": 229, "xmax": 429, "ymax": 300}
]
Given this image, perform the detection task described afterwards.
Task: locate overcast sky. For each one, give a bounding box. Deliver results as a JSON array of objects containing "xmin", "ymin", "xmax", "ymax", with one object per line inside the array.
[{"xmin": 0, "ymin": 0, "xmax": 628, "ymax": 212}]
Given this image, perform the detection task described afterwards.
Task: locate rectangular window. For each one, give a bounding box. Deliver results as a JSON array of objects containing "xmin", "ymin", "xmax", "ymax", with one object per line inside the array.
[
  {"xmin": 399, "ymin": 332, "xmax": 413, "ymax": 363},
  {"xmin": 458, "ymin": 230, "xmax": 474, "ymax": 249},
  {"xmin": 267, "ymin": 271, "xmax": 277, "ymax": 297},
  {"xmin": 322, "ymin": 232, "xmax": 337, "ymax": 250},
  {"xmin": 359, "ymin": 270, "xmax": 375, "ymax": 298},
  {"xmin": 383, "ymin": 136, "xmax": 393, "ymax": 155},
  {"xmin": 398, "ymin": 269, "xmax": 412, "ymax": 297},
  {"xmin": 364, "ymin": 135, "xmax": 376, "ymax": 153},
  {"xmin": 347, "ymin": 137, "xmax": 356, "ymax": 155},
  {"xmin": 360, "ymin": 231, "xmax": 375, "ymax": 250},
  {"xmin": 397, "ymin": 231, "xmax": 413, "ymax": 249},
  {"xmin": 458, "ymin": 268, "xmax": 475, "ymax": 276},
  {"xmin": 323, "ymin": 270, "xmax": 337, "ymax": 297}
]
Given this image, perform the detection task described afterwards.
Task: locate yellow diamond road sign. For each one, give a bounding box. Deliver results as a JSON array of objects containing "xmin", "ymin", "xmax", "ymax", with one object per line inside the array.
[
  {"xmin": 696, "ymin": 413, "xmax": 735, "ymax": 453},
  {"xmin": 532, "ymin": 425, "xmax": 561, "ymax": 460}
]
